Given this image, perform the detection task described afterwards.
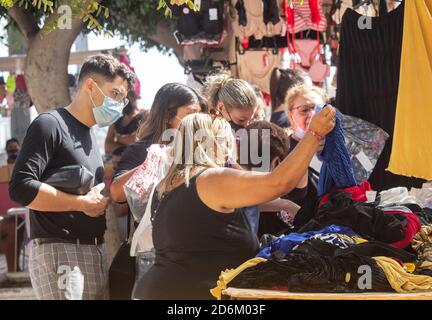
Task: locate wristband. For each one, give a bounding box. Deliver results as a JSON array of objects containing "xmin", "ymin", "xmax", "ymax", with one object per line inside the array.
[{"xmin": 307, "ymin": 129, "xmax": 323, "ymax": 141}]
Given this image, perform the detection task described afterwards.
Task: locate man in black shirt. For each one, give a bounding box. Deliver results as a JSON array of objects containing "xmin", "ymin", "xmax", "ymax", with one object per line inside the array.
[{"xmin": 9, "ymin": 54, "xmax": 135, "ymax": 300}]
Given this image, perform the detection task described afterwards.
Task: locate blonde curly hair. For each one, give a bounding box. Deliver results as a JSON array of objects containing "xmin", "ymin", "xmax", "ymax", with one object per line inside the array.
[{"xmin": 285, "ymin": 84, "xmax": 326, "ymax": 111}]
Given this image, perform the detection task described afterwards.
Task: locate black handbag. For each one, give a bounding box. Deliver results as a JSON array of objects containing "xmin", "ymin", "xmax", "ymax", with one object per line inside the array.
[
  {"xmin": 42, "ymin": 165, "xmax": 94, "ymax": 195},
  {"xmin": 109, "ymin": 210, "xmax": 136, "ymax": 300}
]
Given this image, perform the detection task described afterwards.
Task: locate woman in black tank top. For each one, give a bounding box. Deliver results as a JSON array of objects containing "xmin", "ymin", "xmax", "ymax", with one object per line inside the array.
[
  {"xmin": 134, "ymin": 168, "xmax": 259, "ymax": 299},
  {"xmin": 134, "ymin": 107, "xmax": 335, "ymax": 300}
]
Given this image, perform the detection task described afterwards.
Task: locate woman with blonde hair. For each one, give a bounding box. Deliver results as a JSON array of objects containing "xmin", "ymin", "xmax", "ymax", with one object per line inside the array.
[
  {"xmin": 203, "ymin": 72, "xmax": 258, "ymax": 131},
  {"xmin": 286, "ymin": 84, "xmax": 326, "ymax": 142},
  {"xmin": 275, "ymin": 84, "xmax": 328, "ymax": 208},
  {"xmin": 134, "ymin": 105, "xmax": 336, "ymax": 300}
]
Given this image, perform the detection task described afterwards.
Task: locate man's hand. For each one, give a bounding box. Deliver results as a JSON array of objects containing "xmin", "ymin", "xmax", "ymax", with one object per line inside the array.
[{"xmin": 78, "ymin": 183, "xmax": 109, "ymax": 218}]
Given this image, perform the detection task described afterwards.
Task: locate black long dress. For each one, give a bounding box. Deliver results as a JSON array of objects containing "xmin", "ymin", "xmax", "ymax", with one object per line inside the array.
[{"xmin": 335, "ymin": 2, "xmax": 424, "ymax": 191}]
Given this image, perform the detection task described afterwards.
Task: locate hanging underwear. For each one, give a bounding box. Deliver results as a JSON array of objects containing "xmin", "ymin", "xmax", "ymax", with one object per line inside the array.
[
  {"xmin": 237, "ymin": 50, "xmax": 282, "ymax": 94},
  {"xmin": 290, "ymin": 31, "xmax": 329, "ymax": 83},
  {"xmin": 263, "ymin": 0, "xmax": 284, "ymax": 37},
  {"xmin": 232, "ymin": 0, "xmax": 285, "ymax": 40},
  {"xmin": 295, "ymin": 39, "xmax": 320, "ymax": 67},
  {"xmin": 308, "ymin": 57, "xmax": 330, "ymax": 83}
]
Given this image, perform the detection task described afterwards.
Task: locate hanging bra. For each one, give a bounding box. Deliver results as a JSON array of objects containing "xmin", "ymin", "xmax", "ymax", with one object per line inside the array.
[
  {"xmin": 284, "ymin": 0, "xmax": 327, "ymax": 34},
  {"xmin": 232, "ymin": 0, "xmax": 285, "ymax": 40}
]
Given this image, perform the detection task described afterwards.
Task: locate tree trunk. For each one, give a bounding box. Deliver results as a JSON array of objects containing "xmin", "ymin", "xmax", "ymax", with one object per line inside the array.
[
  {"xmin": 8, "ymin": 2, "xmax": 85, "ymax": 113},
  {"xmin": 25, "ymin": 19, "xmax": 85, "ymax": 113}
]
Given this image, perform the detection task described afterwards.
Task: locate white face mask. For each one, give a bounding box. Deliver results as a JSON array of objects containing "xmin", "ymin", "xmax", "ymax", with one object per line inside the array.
[
  {"xmin": 292, "ymin": 108, "xmax": 316, "ymax": 140},
  {"xmin": 90, "ymin": 83, "xmax": 125, "ymax": 128},
  {"xmin": 294, "ymin": 126, "xmax": 307, "ymax": 140}
]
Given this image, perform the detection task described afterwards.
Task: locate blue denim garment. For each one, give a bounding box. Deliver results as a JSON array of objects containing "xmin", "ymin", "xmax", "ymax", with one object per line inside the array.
[{"xmin": 257, "ymin": 224, "xmax": 359, "ymax": 259}]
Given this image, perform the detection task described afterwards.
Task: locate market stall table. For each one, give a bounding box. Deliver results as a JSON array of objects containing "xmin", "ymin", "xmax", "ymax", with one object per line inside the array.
[{"xmin": 222, "ymin": 288, "xmax": 432, "ymax": 300}]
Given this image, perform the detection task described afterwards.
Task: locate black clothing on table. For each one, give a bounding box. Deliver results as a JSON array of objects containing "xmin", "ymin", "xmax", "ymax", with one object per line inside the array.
[
  {"xmin": 298, "ymin": 192, "xmax": 407, "ymax": 243},
  {"xmin": 229, "ymin": 252, "xmax": 393, "ymax": 293}
]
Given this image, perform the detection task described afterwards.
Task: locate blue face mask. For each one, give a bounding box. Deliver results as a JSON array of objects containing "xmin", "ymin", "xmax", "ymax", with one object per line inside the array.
[{"xmin": 90, "ymin": 84, "xmax": 125, "ymax": 128}]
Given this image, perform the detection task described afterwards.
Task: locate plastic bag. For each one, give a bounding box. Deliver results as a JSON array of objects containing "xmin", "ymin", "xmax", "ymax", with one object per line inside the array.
[
  {"xmin": 130, "ymin": 186, "xmax": 157, "ymax": 256},
  {"xmin": 124, "ymin": 144, "xmax": 172, "ymax": 223},
  {"xmin": 340, "ymin": 113, "xmax": 389, "ymax": 184}
]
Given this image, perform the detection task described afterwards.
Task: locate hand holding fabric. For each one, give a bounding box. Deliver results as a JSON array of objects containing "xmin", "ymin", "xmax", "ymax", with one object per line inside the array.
[{"xmin": 309, "ymin": 106, "xmax": 336, "ymax": 138}]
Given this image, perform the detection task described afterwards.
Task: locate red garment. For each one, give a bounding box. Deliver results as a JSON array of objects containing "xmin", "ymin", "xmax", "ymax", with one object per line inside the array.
[
  {"xmin": 262, "ymin": 92, "xmax": 271, "ymax": 106},
  {"xmin": 319, "ymin": 181, "xmax": 372, "ymax": 207},
  {"xmin": 16, "ymin": 74, "xmax": 27, "ymax": 91},
  {"xmin": 384, "ymin": 210, "xmax": 421, "ymax": 249},
  {"xmin": 262, "ymin": 286, "xmax": 289, "ymax": 291},
  {"xmin": 283, "ymin": 0, "xmax": 327, "ymax": 34},
  {"xmin": 118, "ymin": 54, "xmax": 141, "ymax": 98},
  {"xmin": 309, "ymin": 0, "xmax": 321, "ymax": 25}
]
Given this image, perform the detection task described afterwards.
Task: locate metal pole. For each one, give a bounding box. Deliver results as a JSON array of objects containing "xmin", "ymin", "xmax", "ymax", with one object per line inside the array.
[{"xmin": 14, "ymin": 214, "xmax": 17, "ymax": 272}]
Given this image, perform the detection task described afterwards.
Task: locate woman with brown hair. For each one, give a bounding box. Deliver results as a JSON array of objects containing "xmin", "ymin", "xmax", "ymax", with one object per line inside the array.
[
  {"xmin": 269, "ymin": 68, "xmax": 312, "ymax": 128},
  {"xmin": 110, "ymin": 83, "xmax": 206, "ymax": 212}
]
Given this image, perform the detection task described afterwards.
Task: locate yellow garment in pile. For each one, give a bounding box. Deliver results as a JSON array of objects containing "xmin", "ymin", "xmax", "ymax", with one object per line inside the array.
[
  {"xmin": 411, "ymin": 225, "xmax": 432, "ymax": 271},
  {"xmin": 210, "ymin": 257, "xmax": 266, "ymax": 300},
  {"xmin": 374, "ymin": 256, "xmax": 432, "ymax": 293},
  {"xmin": 388, "ymin": 0, "xmax": 432, "ymax": 180},
  {"xmin": 353, "ymin": 237, "xmax": 368, "ymax": 244}
]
